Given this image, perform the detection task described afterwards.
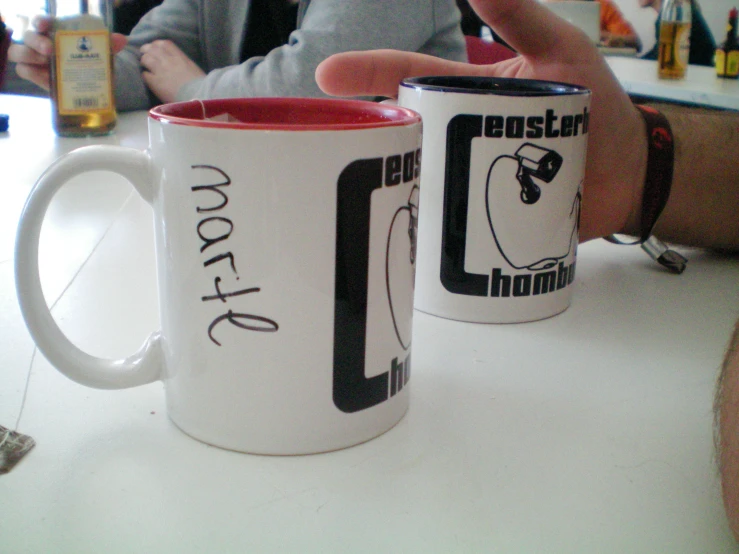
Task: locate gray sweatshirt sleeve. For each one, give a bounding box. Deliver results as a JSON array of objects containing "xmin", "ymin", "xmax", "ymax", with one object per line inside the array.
[
  {"xmin": 176, "ymin": 0, "xmax": 465, "ymax": 102},
  {"xmin": 114, "ymin": 0, "xmax": 465, "ymax": 111},
  {"xmin": 113, "ymin": 0, "xmax": 203, "ymax": 111}
]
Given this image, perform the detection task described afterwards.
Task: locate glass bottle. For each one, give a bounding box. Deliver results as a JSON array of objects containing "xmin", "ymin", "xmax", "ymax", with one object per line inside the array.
[
  {"xmin": 47, "ymin": 0, "xmax": 116, "ymax": 136},
  {"xmin": 716, "ymin": 7, "xmax": 739, "ymax": 79},
  {"xmin": 658, "ymin": 0, "xmax": 692, "ymax": 80}
]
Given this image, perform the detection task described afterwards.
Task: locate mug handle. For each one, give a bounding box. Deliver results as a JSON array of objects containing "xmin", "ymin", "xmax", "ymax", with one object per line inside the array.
[{"xmin": 14, "ymin": 145, "xmax": 163, "ymax": 389}]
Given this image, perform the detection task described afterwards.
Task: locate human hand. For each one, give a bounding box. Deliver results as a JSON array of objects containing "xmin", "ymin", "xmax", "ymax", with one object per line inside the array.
[
  {"xmin": 600, "ymin": 31, "xmax": 617, "ymax": 46},
  {"xmin": 315, "ymin": 0, "xmax": 648, "ymax": 242},
  {"xmin": 140, "ymin": 39, "xmax": 205, "ymax": 104},
  {"xmin": 600, "ymin": 31, "xmax": 640, "ymax": 50},
  {"xmin": 8, "ymin": 15, "xmax": 128, "ymax": 91}
]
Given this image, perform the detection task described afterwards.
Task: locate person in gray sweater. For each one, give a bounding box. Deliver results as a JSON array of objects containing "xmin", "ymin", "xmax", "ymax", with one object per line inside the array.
[{"xmin": 8, "ymin": 0, "xmax": 467, "ymax": 111}]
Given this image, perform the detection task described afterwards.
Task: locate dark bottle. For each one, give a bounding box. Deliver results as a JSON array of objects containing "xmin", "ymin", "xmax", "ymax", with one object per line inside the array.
[
  {"xmin": 716, "ymin": 7, "xmax": 739, "ymax": 79},
  {"xmin": 0, "ymin": 13, "xmax": 10, "ymax": 91}
]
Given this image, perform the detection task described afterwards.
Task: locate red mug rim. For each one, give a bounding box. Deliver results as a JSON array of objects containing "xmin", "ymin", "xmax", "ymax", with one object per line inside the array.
[{"xmin": 149, "ymin": 97, "xmax": 421, "ymax": 131}]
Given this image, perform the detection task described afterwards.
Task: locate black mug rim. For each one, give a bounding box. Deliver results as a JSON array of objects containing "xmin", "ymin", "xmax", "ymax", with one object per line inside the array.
[{"xmin": 400, "ymin": 76, "xmax": 590, "ymax": 97}]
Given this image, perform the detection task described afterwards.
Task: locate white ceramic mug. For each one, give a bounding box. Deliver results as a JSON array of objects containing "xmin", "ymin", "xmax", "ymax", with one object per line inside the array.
[
  {"xmin": 15, "ymin": 98, "xmax": 422, "ymax": 455},
  {"xmin": 398, "ymin": 76, "xmax": 591, "ymax": 323}
]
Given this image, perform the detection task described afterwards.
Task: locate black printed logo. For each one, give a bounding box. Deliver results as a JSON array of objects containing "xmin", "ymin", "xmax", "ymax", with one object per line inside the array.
[
  {"xmin": 440, "ymin": 114, "xmax": 581, "ymax": 298},
  {"xmin": 386, "ymin": 185, "xmax": 419, "ymax": 350},
  {"xmin": 333, "ymin": 150, "xmax": 420, "ymax": 414},
  {"xmin": 77, "ymin": 36, "xmax": 92, "ymax": 52}
]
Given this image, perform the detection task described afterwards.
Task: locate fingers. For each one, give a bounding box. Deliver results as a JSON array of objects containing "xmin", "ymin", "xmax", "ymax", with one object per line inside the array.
[
  {"xmin": 141, "ymin": 70, "xmax": 156, "ymax": 88},
  {"xmin": 112, "ymin": 33, "xmax": 128, "ymax": 54},
  {"xmin": 14, "ymin": 29, "xmax": 53, "ymax": 59},
  {"xmin": 140, "ymin": 39, "xmax": 179, "ymax": 56},
  {"xmin": 315, "ymin": 49, "xmax": 485, "ymax": 98},
  {"xmin": 30, "ymin": 14, "xmax": 54, "ymax": 34},
  {"xmin": 7, "ymin": 29, "xmax": 53, "ymax": 91},
  {"xmin": 138, "ymin": 40, "xmax": 204, "ymax": 104},
  {"xmin": 315, "ymin": 0, "xmax": 600, "ymax": 99},
  {"xmin": 8, "ymin": 14, "xmax": 122, "ymax": 93},
  {"xmin": 140, "ymin": 40, "xmax": 178, "ymax": 70},
  {"xmin": 140, "ymin": 41, "xmax": 162, "ymax": 71},
  {"xmin": 13, "ymin": 61, "xmax": 51, "ymax": 91},
  {"xmin": 467, "ymin": 0, "xmax": 589, "ymax": 62}
]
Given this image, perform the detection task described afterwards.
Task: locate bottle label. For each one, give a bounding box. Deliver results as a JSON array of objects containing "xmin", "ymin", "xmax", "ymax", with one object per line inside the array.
[
  {"xmin": 716, "ymin": 50, "xmax": 739, "ymax": 77},
  {"xmin": 730, "ymin": 52, "xmax": 739, "ymax": 76},
  {"xmin": 717, "ymin": 49, "xmax": 726, "ymax": 75},
  {"xmin": 54, "ymin": 30, "xmax": 113, "ymax": 115}
]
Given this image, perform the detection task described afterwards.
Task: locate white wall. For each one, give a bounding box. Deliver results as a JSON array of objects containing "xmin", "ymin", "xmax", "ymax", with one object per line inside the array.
[
  {"xmin": 611, "ymin": 0, "xmax": 734, "ymax": 54},
  {"xmin": 696, "ymin": 0, "xmax": 734, "ymax": 43},
  {"xmin": 0, "ymin": 0, "xmax": 45, "ymax": 40},
  {"xmin": 611, "ymin": 2, "xmax": 658, "ymax": 54}
]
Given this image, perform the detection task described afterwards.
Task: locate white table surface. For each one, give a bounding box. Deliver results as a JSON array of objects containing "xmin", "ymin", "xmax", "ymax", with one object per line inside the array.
[
  {"xmin": 607, "ymin": 56, "xmax": 739, "ymax": 111},
  {"xmin": 2, "ymin": 94, "xmax": 739, "ymax": 553}
]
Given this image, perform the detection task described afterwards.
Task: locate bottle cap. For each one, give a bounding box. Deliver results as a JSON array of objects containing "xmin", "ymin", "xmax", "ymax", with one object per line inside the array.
[{"xmin": 0, "ymin": 114, "xmax": 8, "ymax": 132}]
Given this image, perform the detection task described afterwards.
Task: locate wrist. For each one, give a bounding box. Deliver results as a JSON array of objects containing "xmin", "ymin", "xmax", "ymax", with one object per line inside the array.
[
  {"xmin": 621, "ymin": 105, "xmax": 675, "ymax": 243},
  {"xmin": 618, "ymin": 107, "xmax": 649, "ymax": 237}
]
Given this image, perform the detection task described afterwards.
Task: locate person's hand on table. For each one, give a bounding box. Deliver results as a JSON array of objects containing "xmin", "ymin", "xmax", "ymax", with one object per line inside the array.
[
  {"xmin": 600, "ymin": 31, "xmax": 640, "ymax": 50},
  {"xmin": 315, "ymin": 0, "xmax": 647, "ymax": 244},
  {"xmin": 139, "ymin": 40, "xmax": 206, "ymax": 104},
  {"xmin": 8, "ymin": 15, "xmax": 128, "ymax": 91}
]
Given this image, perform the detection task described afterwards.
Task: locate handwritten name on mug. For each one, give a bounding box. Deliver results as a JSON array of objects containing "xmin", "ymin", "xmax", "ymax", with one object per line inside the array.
[{"xmin": 191, "ymin": 164, "xmax": 279, "ymax": 346}]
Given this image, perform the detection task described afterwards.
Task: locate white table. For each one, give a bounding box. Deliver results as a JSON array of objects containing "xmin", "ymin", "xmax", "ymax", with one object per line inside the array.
[
  {"xmin": 2, "ymin": 94, "xmax": 739, "ymax": 553},
  {"xmin": 607, "ymin": 56, "xmax": 739, "ymax": 111}
]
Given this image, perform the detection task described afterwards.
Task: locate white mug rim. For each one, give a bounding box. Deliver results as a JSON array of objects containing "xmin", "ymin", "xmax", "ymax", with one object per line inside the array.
[{"xmin": 149, "ymin": 97, "xmax": 422, "ymax": 131}]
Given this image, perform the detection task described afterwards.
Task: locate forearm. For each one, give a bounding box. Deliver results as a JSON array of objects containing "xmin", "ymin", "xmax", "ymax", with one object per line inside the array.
[
  {"xmin": 626, "ymin": 105, "xmax": 739, "ymax": 251},
  {"xmin": 115, "ymin": 0, "xmax": 201, "ymax": 109},
  {"xmin": 176, "ymin": 48, "xmax": 327, "ymax": 100},
  {"xmin": 717, "ymin": 319, "xmax": 739, "ymax": 541},
  {"xmin": 179, "ymin": 0, "xmax": 465, "ymax": 101},
  {"xmin": 114, "ymin": 48, "xmax": 157, "ymax": 111}
]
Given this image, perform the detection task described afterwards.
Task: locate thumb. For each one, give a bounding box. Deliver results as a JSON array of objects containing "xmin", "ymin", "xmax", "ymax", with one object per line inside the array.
[
  {"xmin": 468, "ymin": 0, "xmax": 591, "ymax": 62},
  {"xmin": 112, "ymin": 33, "xmax": 128, "ymax": 54}
]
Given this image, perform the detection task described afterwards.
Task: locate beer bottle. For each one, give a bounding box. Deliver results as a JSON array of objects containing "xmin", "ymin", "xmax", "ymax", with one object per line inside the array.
[
  {"xmin": 48, "ymin": 0, "xmax": 116, "ymax": 136},
  {"xmin": 716, "ymin": 7, "xmax": 739, "ymax": 79},
  {"xmin": 658, "ymin": 0, "xmax": 692, "ymax": 80}
]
